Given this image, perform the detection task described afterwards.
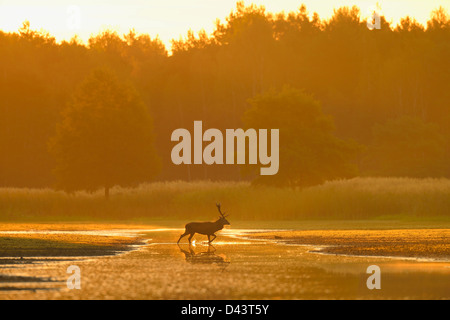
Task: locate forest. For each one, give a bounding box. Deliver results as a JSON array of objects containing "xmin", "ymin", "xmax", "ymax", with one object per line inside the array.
[{"xmin": 0, "ymin": 2, "xmax": 449, "ymax": 189}]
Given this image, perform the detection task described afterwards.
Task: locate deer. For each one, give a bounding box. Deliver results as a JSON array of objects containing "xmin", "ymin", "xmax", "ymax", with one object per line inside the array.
[
  {"xmin": 177, "ymin": 203, "xmax": 230, "ymax": 244},
  {"xmin": 178, "ymin": 244, "xmax": 230, "ymax": 268}
]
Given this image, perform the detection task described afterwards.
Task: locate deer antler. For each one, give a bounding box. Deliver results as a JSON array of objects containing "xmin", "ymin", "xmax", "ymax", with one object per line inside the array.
[
  {"xmin": 216, "ymin": 203, "xmax": 224, "ymax": 217},
  {"xmin": 216, "ymin": 203, "xmax": 229, "ymax": 218}
]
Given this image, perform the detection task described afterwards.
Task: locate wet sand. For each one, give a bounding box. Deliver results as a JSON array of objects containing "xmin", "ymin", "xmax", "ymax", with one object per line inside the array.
[
  {"xmin": 0, "ymin": 225, "xmax": 449, "ymax": 299},
  {"xmin": 244, "ymin": 229, "xmax": 450, "ymax": 261}
]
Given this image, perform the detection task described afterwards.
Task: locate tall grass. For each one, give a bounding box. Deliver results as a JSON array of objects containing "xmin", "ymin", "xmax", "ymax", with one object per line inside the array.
[{"xmin": 0, "ymin": 177, "xmax": 449, "ymax": 221}]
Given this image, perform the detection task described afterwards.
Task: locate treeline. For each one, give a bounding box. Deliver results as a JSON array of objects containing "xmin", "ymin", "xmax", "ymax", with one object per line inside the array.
[{"xmin": 0, "ymin": 3, "xmax": 449, "ymax": 188}]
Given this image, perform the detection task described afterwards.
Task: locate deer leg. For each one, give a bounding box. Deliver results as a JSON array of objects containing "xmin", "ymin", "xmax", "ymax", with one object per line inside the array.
[
  {"xmin": 188, "ymin": 233, "xmax": 195, "ymax": 244},
  {"xmin": 209, "ymin": 234, "xmax": 217, "ymax": 243},
  {"xmin": 177, "ymin": 231, "xmax": 189, "ymax": 244}
]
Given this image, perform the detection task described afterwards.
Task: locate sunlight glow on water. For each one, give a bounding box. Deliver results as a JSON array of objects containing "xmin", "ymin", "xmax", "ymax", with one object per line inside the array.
[{"xmin": 1, "ymin": 226, "xmax": 449, "ymax": 298}]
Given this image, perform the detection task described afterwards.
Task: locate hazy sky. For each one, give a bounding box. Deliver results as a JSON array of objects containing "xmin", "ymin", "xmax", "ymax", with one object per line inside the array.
[{"xmin": 0, "ymin": 0, "xmax": 448, "ymax": 47}]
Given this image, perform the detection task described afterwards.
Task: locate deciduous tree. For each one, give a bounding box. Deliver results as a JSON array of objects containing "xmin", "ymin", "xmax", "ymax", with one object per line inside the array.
[
  {"xmin": 49, "ymin": 69, "xmax": 160, "ymax": 198},
  {"xmin": 243, "ymin": 86, "xmax": 360, "ymax": 187}
]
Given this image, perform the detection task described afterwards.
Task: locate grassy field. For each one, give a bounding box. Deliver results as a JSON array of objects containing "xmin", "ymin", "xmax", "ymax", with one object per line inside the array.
[
  {"xmin": 0, "ymin": 177, "xmax": 449, "ymax": 222},
  {"xmin": 0, "ymin": 233, "xmax": 140, "ymax": 258},
  {"xmin": 0, "ymin": 223, "xmax": 149, "ymax": 258}
]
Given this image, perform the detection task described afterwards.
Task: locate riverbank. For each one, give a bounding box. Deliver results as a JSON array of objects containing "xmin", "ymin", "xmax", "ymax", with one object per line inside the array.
[{"xmin": 244, "ymin": 228, "xmax": 450, "ymax": 261}]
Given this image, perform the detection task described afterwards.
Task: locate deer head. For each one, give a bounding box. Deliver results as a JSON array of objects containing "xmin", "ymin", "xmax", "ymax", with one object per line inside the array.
[{"xmin": 216, "ymin": 203, "xmax": 230, "ymax": 225}]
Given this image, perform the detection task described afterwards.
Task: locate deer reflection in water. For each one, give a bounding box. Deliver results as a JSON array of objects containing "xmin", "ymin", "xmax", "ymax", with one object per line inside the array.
[{"xmin": 178, "ymin": 244, "xmax": 230, "ymax": 270}]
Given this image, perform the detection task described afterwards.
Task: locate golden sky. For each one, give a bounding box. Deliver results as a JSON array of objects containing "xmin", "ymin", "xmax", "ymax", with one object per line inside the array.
[{"xmin": 0, "ymin": 0, "xmax": 448, "ymax": 47}]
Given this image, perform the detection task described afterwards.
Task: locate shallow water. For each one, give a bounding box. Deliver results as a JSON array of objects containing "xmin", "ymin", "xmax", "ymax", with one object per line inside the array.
[{"xmin": 0, "ymin": 227, "xmax": 449, "ymax": 299}]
